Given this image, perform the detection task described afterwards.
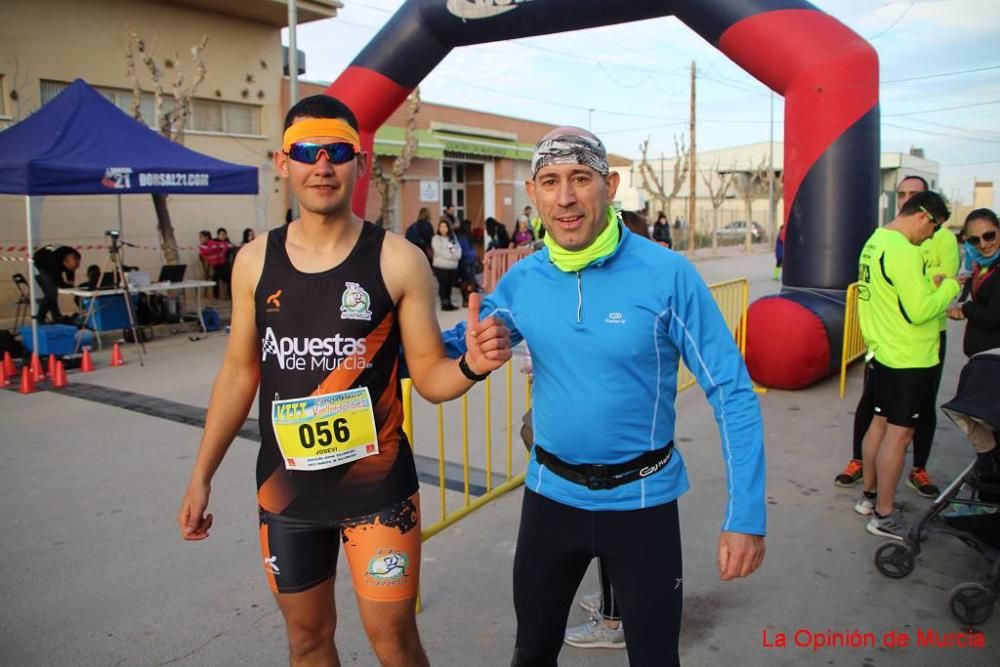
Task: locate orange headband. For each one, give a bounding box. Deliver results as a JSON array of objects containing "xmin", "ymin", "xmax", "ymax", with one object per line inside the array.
[{"xmin": 282, "ymin": 118, "xmax": 361, "ymax": 152}]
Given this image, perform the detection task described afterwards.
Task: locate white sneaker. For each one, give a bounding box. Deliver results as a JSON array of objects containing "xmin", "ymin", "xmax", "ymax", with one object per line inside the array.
[
  {"xmin": 866, "ymin": 509, "xmax": 908, "ymax": 541},
  {"xmin": 854, "ymin": 493, "xmax": 876, "ymax": 515},
  {"xmin": 564, "ymin": 617, "xmax": 625, "ymax": 650},
  {"xmin": 579, "ymin": 591, "xmax": 601, "ymax": 614}
]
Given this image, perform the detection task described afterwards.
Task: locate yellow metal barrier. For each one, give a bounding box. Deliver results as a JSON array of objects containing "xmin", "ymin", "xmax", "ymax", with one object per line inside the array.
[
  {"xmin": 839, "ymin": 282, "xmax": 866, "ymax": 399},
  {"xmin": 402, "ymin": 365, "xmax": 528, "ymax": 544},
  {"xmin": 677, "ymin": 278, "xmax": 750, "ymax": 393}
]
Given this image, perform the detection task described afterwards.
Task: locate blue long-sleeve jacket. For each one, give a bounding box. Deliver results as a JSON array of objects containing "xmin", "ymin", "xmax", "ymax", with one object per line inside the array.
[{"xmin": 446, "ymin": 224, "xmax": 766, "ymax": 535}]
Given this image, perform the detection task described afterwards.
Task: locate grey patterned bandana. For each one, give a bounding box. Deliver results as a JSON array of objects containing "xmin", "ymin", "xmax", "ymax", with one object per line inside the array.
[{"xmin": 530, "ymin": 134, "xmax": 609, "ymax": 179}]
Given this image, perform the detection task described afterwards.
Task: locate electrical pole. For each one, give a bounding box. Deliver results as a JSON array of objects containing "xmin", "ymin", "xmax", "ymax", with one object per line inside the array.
[
  {"xmin": 768, "ymin": 91, "xmax": 775, "ymax": 241},
  {"xmin": 687, "ymin": 60, "xmax": 697, "ymax": 256},
  {"xmin": 287, "ymin": 0, "xmax": 299, "ymax": 219}
]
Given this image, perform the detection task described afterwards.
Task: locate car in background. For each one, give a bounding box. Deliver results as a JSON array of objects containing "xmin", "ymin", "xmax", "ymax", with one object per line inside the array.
[{"xmin": 717, "ymin": 220, "xmax": 764, "ymax": 242}]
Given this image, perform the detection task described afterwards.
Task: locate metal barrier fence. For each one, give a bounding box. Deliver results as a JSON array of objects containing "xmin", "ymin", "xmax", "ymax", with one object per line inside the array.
[
  {"xmin": 406, "ymin": 277, "xmax": 751, "ymax": 542},
  {"xmin": 482, "ymin": 247, "xmax": 535, "ymax": 292},
  {"xmin": 839, "ymin": 281, "xmax": 866, "ymax": 398},
  {"xmin": 677, "ymin": 278, "xmax": 749, "ymax": 393}
]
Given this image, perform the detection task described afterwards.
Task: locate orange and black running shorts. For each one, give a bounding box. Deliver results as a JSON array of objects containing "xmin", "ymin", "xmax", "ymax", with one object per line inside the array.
[{"xmin": 258, "ymin": 492, "xmax": 421, "ymax": 601}]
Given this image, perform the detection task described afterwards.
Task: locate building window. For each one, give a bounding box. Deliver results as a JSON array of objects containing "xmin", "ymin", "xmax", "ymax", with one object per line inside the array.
[{"xmin": 40, "ymin": 80, "xmax": 259, "ymax": 135}]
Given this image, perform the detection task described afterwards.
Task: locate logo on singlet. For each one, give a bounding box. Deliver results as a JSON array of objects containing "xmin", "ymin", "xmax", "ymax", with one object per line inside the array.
[
  {"xmin": 266, "ymin": 289, "xmax": 282, "ymax": 312},
  {"xmin": 340, "ymin": 282, "xmax": 373, "ymax": 321},
  {"xmin": 261, "ymin": 326, "xmax": 369, "ymax": 372},
  {"xmin": 446, "ymin": 0, "xmax": 534, "ymax": 21}
]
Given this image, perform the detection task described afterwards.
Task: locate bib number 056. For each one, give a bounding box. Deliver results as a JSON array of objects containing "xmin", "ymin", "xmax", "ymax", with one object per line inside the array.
[{"xmin": 299, "ymin": 418, "xmax": 350, "ymax": 449}]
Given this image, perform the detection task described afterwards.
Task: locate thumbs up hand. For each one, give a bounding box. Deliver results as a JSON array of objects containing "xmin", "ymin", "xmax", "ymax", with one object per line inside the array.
[{"xmin": 463, "ymin": 292, "xmax": 512, "ymax": 377}]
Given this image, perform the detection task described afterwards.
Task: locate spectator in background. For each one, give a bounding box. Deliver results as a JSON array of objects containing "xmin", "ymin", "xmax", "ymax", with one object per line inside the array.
[
  {"xmin": 486, "ymin": 217, "xmax": 511, "ymax": 250},
  {"xmin": 198, "ymin": 230, "xmax": 229, "ymax": 300},
  {"xmin": 32, "ymin": 244, "xmax": 81, "ymax": 323},
  {"xmin": 241, "ymin": 228, "xmax": 255, "ymax": 247},
  {"xmin": 456, "ymin": 220, "xmax": 481, "ymax": 307},
  {"xmin": 513, "ymin": 216, "xmax": 535, "ymax": 247},
  {"xmin": 217, "ymin": 227, "xmax": 237, "ymax": 299},
  {"xmin": 406, "ymin": 207, "xmax": 436, "ymax": 261},
  {"xmin": 526, "ymin": 204, "xmax": 545, "ymax": 240},
  {"xmin": 431, "ymin": 219, "xmax": 462, "ymax": 311},
  {"xmin": 620, "ymin": 210, "xmax": 650, "ymax": 239},
  {"xmin": 948, "ymin": 208, "xmax": 1000, "ymax": 356},
  {"xmin": 652, "ymin": 212, "xmax": 672, "ymax": 247},
  {"xmin": 441, "ymin": 204, "xmax": 458, "ymax": 231},
  {"xmin": 773, "ymin": 224, "xmax": 784, "ymax": 281}
]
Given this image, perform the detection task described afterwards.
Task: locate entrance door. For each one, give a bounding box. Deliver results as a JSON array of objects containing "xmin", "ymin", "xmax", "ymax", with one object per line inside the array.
[{"xmin": 442, "ymin": 162, "xmax": 466, "ymax": 221}]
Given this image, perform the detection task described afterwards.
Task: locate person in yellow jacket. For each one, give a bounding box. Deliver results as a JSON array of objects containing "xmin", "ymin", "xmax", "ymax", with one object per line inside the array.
[
  {"xmin": 856, "ymin": 190, "xmax": 959, "ymax": 540},
  {"xmin": 836, "ymin": 176, "xmax": 958, "ymax": 497}
]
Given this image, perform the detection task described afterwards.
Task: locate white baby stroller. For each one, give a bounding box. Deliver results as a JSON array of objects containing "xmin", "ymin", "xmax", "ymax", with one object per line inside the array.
[{"xmin": 873, "ymin": 349, "xmax": 1000, "ymax": 626}]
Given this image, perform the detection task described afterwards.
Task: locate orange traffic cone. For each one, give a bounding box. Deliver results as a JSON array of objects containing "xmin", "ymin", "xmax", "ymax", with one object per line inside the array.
[
  {"xmin": 81, "ymin": 347, "xmax": 95, "ymax": 373},
  {"xmin": 19, "ymin": 366, "xmax": 35, "ymax": 394},
  {"xmin": 52, "ymin": 361, "xmax": 68, "ymax": 389},
  {"xmin": 3, "ymin": 351, "xmax": 15, "ymax": 376},
  {"xmin": 0, "ymin": 363, "xmax": 8, "ymax": 388},
  {"xmin": 110, "ymin": 342, "xmax": 125, "ymax": 367},
  {"xmin": 30, "ymin": 353, "xmax": 45, "ymax": 382},
  {"xmin": 47, "ymin": 354, "xmax": 58, "ymax": 380}
]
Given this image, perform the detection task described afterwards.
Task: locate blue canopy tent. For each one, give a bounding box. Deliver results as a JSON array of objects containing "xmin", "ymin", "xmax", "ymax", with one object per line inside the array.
[{"xmin": 0, "ymin": 78, "xmax": 258, "ymax": 353}]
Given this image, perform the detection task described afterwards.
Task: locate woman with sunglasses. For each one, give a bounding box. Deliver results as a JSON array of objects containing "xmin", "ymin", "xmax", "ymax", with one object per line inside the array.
[{"xmin": 948, "ymin": 208, "xmax": 1000, "ymax": 356}]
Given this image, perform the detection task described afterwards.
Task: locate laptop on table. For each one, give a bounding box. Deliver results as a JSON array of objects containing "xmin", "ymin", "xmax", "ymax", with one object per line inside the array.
[{"xmin": 157, "ymin": 264, "xmax": 187, "ymax": 283}]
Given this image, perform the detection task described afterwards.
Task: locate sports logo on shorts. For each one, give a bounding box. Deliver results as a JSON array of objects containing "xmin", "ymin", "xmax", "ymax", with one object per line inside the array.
[
  {"xmin": 264, "ymin": 555, "xmax": 280, "ymax": 575},
  {"xmin": 340, "ymin": 282, "xmax": 372, "ymax": 321},
  {"xmin": 367, "ymin": 551, "xmax": 409, "ymax": 582}
]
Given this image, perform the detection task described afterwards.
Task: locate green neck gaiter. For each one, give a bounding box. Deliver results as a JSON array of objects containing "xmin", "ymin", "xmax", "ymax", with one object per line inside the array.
[{"xmin": 544, "ymin": 206, "xmax": 621, "ymax": 272}]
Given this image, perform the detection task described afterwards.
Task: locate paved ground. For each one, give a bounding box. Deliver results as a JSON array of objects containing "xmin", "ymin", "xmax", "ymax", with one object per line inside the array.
[{"xmin": 1, "ymin": 244, "xmax": 997, "ymax": 666}]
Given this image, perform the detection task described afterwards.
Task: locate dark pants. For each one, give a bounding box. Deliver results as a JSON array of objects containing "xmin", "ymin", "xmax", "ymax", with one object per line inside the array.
[
  {"xmin": 34, "ymin": 271, "xmax": 62, "ymax": 322},
  {"xmin": 432, "ymin": 267, "xmax": 456, "ymax": 306},
  {"xmin": 852, "ymin": 331, "xmax": 947, "ymax": 468},
  {"xmin": 597, "ymin": 558, "xmax": 621, "ymax": 621},
  {"xmin": 511, "ymin": 490, "xmax": 682, "ymax": 667},
  {"xmin": 211, "ymin": 265, "xmax": 230, "ymax": 300}
]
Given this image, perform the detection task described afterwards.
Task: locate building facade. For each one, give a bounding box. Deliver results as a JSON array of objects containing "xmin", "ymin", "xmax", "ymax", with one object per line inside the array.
[{"xmin": 0, "ymin": 0, "xmax": 339, "ymax": 319}]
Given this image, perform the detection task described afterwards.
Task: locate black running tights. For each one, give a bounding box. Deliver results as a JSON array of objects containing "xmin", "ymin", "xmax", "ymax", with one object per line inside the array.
[{"xmin": 510, "ymin": 490, "xmax": 682, "ymax": 667}]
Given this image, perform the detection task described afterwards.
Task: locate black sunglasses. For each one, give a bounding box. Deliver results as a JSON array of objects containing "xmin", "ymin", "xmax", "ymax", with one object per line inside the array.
[
  {"xmin": 286, "ymin": 142, "xmax": 357, "ymax": 165},
  {"xmin": 918, "ymin": 205, "xmax": 941, "ymax": 231},
  {"xmin": 967, "ymin": 230, "xmax": 998, "ymax": 246}
]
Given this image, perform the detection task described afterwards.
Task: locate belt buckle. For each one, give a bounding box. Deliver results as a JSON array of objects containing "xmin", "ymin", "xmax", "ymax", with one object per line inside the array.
[{"xmin": 584, "ymin": 464, "xmax": 610, "ymax": 490}]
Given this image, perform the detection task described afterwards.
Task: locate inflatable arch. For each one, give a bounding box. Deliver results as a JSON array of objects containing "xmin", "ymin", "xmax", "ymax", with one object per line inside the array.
[{"xmin": 326, "ymin": 0, "xmax": 880, "ymax": 389}]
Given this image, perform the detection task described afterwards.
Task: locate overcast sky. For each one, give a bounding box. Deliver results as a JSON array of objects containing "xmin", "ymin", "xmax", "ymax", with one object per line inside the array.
[{"xmin": 287, "ymin": 0, "xmax": 1000, "ymax": 206}]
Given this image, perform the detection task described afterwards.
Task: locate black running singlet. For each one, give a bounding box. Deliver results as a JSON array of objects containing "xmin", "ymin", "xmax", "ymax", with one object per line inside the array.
[{"xmin": 254, "ymin": 222, "xmax": 418, "ymax": 521}]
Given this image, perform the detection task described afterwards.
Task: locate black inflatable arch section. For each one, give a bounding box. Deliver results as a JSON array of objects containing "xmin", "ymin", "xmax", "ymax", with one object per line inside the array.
[{"xmin": 327, "ymin": 0, "xmax": 880, "ymax": 389}]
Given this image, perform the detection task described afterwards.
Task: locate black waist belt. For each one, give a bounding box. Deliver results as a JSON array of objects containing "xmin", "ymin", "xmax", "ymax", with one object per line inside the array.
[{"xmin": 534, "ymin": 442, "xmax": 674, "ymax": 491}]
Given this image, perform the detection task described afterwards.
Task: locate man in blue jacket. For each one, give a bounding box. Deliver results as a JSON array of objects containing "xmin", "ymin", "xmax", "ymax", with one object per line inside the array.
[{"xmin": 449, "ymin": 127, "xmax": 765, "ymax": 666}]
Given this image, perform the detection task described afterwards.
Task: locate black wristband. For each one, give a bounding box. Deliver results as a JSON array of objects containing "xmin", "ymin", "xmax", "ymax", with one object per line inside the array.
[{"xmin": 459, "ymin": 353, "xmax": 490, "ymax": 382}]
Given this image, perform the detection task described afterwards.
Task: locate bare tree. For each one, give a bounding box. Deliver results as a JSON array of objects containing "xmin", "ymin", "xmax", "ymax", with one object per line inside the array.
[
  {"xmin": 126, "ymin": 32, "xmax": 209, "ymax": 264},
  {"xmin": 371, "ymin": 88, "xmax": 421, "ymax": 233},
  {"xmin": 763, "ymin": 168, "xmax": 784, "ymax": 241},
  {"xmin": 701, "ymin": 164, "xmax": 733, "ymax": 252},
  {"xmin": 638, "ymin": 135, "xmax": 689, "ymax": 222},
  {"xmin": 736, "ymin": 157, "xmax": 770, "ymax": 253}
]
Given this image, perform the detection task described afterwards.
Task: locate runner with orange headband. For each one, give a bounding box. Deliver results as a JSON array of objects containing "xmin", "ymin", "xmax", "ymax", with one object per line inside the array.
[{"xmin": 177, "ymin": 94, "xmax": 512, "ymax": 667}]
